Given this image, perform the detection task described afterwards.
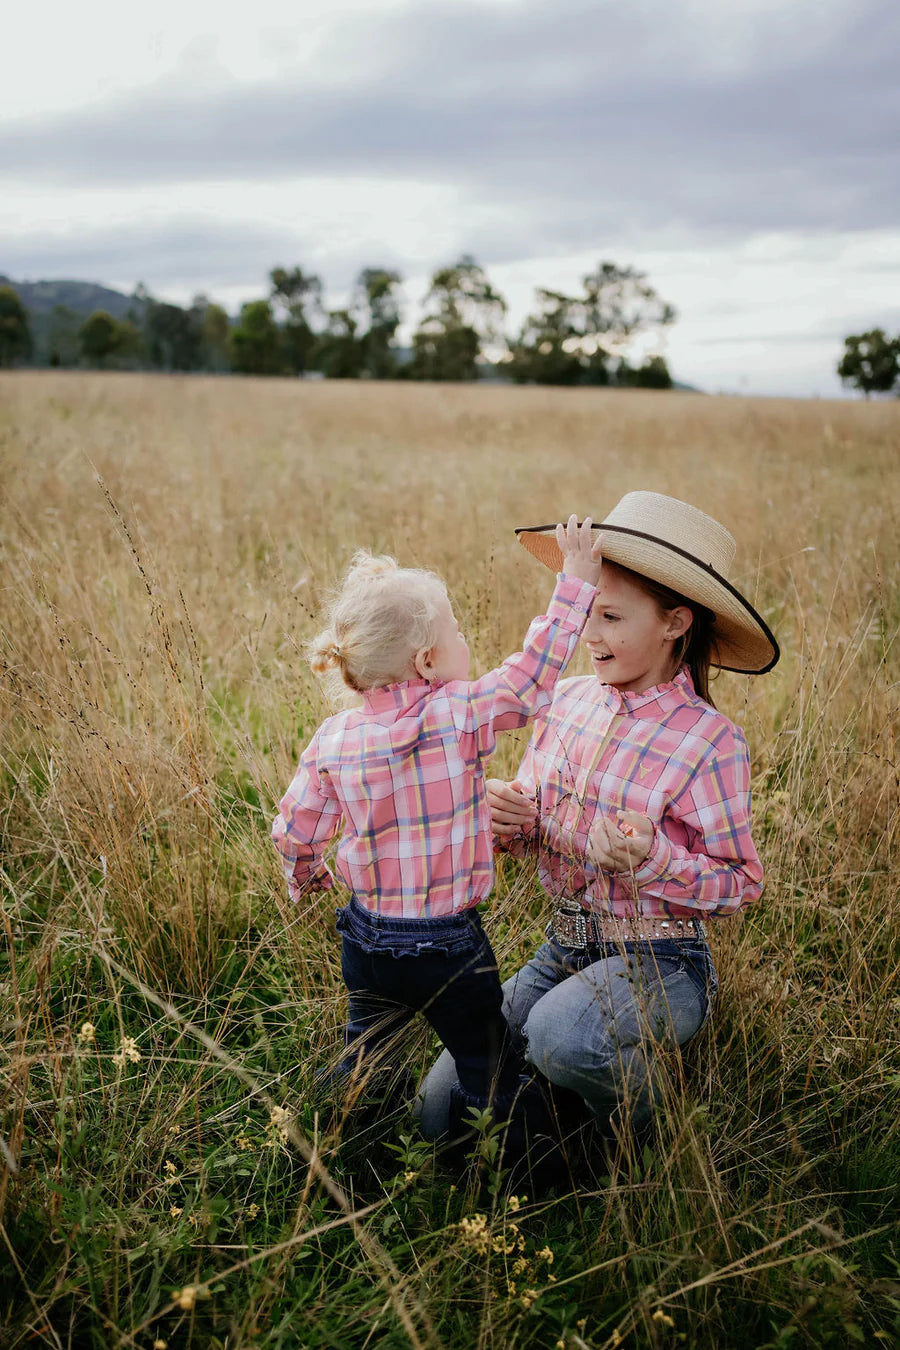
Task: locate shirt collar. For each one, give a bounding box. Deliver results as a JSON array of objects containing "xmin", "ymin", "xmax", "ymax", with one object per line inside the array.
[
  {"xmin": 593, "ymin": 666, "xmax": 697, "ymax": 716},
  {"xmin": 361, "ymin": 678, "xmax": 439, "ymax": 713}
]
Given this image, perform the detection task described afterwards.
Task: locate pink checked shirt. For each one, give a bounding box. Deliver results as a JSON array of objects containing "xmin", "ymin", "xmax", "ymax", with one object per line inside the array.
[
  {"xmin": 507, "ymin": 667, "xmax": 762, "ymax": 920},
  {"xmin": 272, "ymin": 575, "xmax": 596, "ymax": 917}
]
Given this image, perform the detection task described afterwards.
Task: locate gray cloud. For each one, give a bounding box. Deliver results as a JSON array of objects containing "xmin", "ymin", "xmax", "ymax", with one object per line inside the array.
[{"xmin": 2, "ymin": 0, "xmax": 898, "ymax": 250}]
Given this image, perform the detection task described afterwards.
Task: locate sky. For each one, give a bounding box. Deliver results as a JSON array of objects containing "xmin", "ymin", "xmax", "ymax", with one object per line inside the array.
[{"xmin": 3, "ymin": 0, "xmax": 899, "ymax": 396}]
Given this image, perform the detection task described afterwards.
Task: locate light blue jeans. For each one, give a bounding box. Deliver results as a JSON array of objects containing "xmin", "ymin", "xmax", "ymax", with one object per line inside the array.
[{"xmin": 416, "ymin": 934, "xmax": 718, "ymax": 1139}]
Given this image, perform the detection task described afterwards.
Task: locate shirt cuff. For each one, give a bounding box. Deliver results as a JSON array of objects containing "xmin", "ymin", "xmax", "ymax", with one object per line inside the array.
[
  {"xmin": 549, "ymin": 574, "xmax": 597, "ymax": 627},
  {"xmin": 630, "ymin": 827, "xmax": 673, "ymax": 884}
]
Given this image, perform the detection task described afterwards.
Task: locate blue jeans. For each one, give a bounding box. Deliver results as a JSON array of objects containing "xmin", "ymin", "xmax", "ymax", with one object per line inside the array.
[
  {"xmin": 335, "ymin": 896, "xmax": 522, "ymax": 1119},
  {"xmin": 417, "ymin": 934, "xmax": 718, "ymax": 1138}
]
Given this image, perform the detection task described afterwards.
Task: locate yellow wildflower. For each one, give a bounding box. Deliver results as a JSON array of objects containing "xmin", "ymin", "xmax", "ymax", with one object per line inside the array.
[
  {"xmin": 458, "ymin": 1213, "xmax": 490, "ymax": 1254},
  {"xmin": 507, "ymin": 1194, "xmax": 523, "ymax": 1211},
  {"xmin": 520, "ymin": 1288, "xmax": 539, "ymax": 1311},
  {"xmin": 653, "ymin": 1309, "xmax": 675, "ymax": 1328},
  {"xmin": 245, "ymin": 1203, "xmax": 259, "ymax": 1221},
  {"xmin": 77, "ymin": 1022, "xmax": 96, "ymax": 1044},
  {"xmin": 537, "ymin": 1245, "xmax": 554, "ymax": 1264},
  {"xmin": 168, "ymin": 1205, "xmax": 183, "ymax": 1219},
  {"xmin": 175, "ymin": 1286, "xmax": 198, "ymax": 1310},
  {"xmin": 153, "ymin": 1341, "xmax": 168, "ymax": 1349},
  {"xmin": 512, "ymin": 1257, "xmax": 528, "ymax": 1277},
  {"xmin": 111, "ymin": 1035, "xmax": 141, "ymax": 1066}
]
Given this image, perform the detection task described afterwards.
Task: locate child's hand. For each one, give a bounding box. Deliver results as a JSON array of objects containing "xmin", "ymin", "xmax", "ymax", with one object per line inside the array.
[
  {"xmin": 487, "ymin": 778, "xmax": 538, "ymax": 838},
  {"xmin": 587, "ymin": 810, "xmax": 654, "ymax": 872},
  {"xmin": 556, "ymin": 514, "xmax": 603, "ymax": 587}
]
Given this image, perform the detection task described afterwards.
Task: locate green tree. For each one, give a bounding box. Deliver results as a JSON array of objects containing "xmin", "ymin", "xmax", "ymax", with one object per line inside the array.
[
  {"xmin": 509, "ymin": 262, "xmax": 675, "ymax": 387},
  {"xmin": 837, "ymin": 329, "xmax": 900, "ymax": 398},
  {"xmin": 316, "ymin": 309, "xmax": 365, "ymax": 379},
  {"xmin": 77, "ymin": 310, "xmax": 142, "ymax": 368},
  {"xmin": 46, "ymin": 305, "xmax": 80, "ymax": 367},
  {"xmin": 198, "ymin": 300, "xmax": 231, "ymax": 372},
  {"xmin": 144, "ymin": 298, "xmax": 204, "ymax": 371},
  {"xmin": 407, "ymin": 256, "xmax": 506, "ymax": 381},
  {"xmin": 229, "ymin": 300, "xmax": 283, "ymax": 375},
  {"xmin": 270, "ymin": 266, "xmax": 323, "ymax": 374},
  {"xmin": 354, "ymin": 268, "xmax": 403, "ymax": 378},
  {"xmin": 0, "ymin": 285, "xmax": 33, "ymax": 367}
]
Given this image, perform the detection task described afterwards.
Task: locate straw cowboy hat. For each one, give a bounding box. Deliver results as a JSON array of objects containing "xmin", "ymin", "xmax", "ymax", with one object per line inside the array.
[{"xmin": 516, "ymin": 491, "xmax": 779, "ymax": 674}]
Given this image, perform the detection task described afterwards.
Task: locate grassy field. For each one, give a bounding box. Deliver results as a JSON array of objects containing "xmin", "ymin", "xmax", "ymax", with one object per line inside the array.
[{"xmin": 1, "ymin": 371, "xmax": 898, "ymax": 1349}]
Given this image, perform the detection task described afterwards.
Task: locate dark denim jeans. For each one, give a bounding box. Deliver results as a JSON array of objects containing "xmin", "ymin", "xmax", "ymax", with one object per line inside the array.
[{"xmin": 334, "ymin": 896, "xmax": 522, "ymax": 1119}]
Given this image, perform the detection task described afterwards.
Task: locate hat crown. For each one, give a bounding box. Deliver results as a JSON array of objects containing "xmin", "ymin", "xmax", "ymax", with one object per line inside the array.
[{"xmin": 602, "ymin": 492, "xmax": 736, "ymax": 579}]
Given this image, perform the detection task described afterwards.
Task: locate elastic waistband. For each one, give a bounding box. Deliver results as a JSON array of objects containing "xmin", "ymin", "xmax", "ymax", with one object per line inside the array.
[{"xmin": 344, "ymin": 894, "xmax": 481, "ymax": 934}]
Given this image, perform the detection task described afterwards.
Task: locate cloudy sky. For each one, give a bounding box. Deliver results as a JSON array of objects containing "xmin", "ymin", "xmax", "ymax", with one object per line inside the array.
[{"xmin": 3, "ymin": 0, "xmax": 899, "ymax": 395}]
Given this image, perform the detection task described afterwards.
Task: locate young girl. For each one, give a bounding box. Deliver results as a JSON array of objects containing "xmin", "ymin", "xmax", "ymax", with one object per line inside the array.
[
  {"xmin": 417, "ymin": 491, "xmax": 779, "ymax": 1150},
  {"xmin": 272, "ymin": 517, "xmax": 602, "ymax": 1134}
]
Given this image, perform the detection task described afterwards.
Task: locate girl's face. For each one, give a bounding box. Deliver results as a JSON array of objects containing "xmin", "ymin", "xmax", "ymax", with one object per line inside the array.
[
  {"xmin": 582, "ymin": 566, "xmax": 691, "ymax": 694},
  {"xmin": 417, "ymin": 596, "xmax": 471, "ymax": 683}
]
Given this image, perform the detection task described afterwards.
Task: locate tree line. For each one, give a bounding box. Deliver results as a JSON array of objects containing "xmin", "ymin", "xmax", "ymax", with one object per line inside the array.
[{"xmin": 0, "ymin": 257, "xmax": 677, "ymax": 387}]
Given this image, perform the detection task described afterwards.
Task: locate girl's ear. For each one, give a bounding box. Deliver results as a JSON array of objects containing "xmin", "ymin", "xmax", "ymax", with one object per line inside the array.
[
  {"xmin": 665, "ymin": 606, "xmax": 693, "ymax": 640},
  {"xmin": 413, "ymin": 646, "xmax": 435, "ymax": 679}
]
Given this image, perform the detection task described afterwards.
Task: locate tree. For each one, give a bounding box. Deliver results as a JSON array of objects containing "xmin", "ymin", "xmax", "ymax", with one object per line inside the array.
[
  {"xmin": 46, "ymin": 304, "xmax": 80, "ymax": 367},
  {"xmin": 144, "ymin": 298, "xmax": 204, "ymax": 371},
  {"xmin": 229, "ymin": 300, "xmax": 283, "ymax": 375},
  {"xmin": 0, "ymin": 285, "xmax": 33, "ymax": 367},
  {"xmin": 837, "ymin": 329, "xmax": 899, "ymax": 398},
  {"xmin": 198, "ymin": 300, "xmax": 231, "ymax": 372},
  {"xmin": 270, "ymin": 266, "xmax": 323, "ymax": 374},
  {"xmin": 509, "ymin": 262, "xmax": 675, "ymax": 387},
  {"xmin": 354, "ymin": 268, "xmax": 403, "ymax": 378},
  {"xmin": 316, "ymin": 309, "xmax": 365, "ymax": 379},
  {"xmin": 407, "ymin": 256, "xmax": 506, "ymax": 381},
  {"xmin": 77, "ymin": 310, "xmax": 142, "ymax": 367}
]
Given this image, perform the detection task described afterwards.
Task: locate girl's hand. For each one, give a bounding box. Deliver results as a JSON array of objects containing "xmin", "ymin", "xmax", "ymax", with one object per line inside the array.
[
  {"xmin": 488, "ymin": 778, "xmax": 538, "ymax": 838},
  {"xmin": 556, "ymin": 514, "xmax": 603, "ymax": 587},
  {"xmin": 587, "ymin": 810, "xmax": 654, "ymax": 872}
]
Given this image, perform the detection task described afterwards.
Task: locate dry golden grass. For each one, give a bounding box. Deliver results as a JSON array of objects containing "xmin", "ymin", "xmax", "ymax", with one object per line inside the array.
[{"xmin": 1, "ymin": 371, "xmax": 898, "ymax": 1348}]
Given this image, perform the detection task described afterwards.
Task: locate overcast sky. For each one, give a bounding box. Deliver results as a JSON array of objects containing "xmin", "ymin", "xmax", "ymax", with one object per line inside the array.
[{"xmin": 3, "ymin": 0, "xmax": 898, "ymax": 395}]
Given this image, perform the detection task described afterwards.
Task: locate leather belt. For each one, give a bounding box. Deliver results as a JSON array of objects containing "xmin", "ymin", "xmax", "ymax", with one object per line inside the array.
[{"xmin": 547, "ymin": 905, "xmax": 707, "ymax": 949}]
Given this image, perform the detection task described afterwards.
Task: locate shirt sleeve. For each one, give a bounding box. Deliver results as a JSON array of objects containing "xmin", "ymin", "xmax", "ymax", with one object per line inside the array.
[
  {"xmin": 492, "ymin": 724, "xmax": 541, "ymax": 859},
  {"xmin": 464, "ymin": 574, "xmax": 595, "ymax": 759},
  {"xmin": 271, "ymin": 733, "xmax": 344, "ymax": 903},
  {"xmin": 628, "ymin": 725, "xmax": 763, "ymax": 916}
]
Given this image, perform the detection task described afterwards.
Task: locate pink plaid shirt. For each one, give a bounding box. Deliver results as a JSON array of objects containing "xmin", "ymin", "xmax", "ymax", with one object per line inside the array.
[
  {"xmin": 506, "ymin": 667, "xmax": 762, "ymax": 920},
  {"xmin": 272, "ymin": 575, "xmax": 596, "ymax": 917}
]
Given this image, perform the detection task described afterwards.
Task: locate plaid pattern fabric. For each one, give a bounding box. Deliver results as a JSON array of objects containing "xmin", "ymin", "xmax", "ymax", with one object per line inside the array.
[
  {"xmin": 272, "ymin": 575, "xmax": 595, "ymax": 917},
  {"xmin": 508, "ymin": 667, "xmax": 763, "ymax": 919}
]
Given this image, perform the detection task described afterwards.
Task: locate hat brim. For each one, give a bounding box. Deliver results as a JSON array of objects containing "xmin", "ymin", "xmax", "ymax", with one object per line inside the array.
[{"xmin": 516, "ymin": 522, "xmax": 779, "ymax": 674}]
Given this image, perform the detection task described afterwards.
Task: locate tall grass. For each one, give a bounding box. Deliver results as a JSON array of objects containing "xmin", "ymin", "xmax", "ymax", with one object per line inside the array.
[{"xmin": 1, "ymin": 372, "xmax": 898, "ymax": 1348}]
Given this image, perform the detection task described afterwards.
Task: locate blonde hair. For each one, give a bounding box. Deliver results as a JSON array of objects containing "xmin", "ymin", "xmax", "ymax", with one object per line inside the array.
[{"xmin": 308, "ymin": 551, "xmax": 449, "ymax": 695}]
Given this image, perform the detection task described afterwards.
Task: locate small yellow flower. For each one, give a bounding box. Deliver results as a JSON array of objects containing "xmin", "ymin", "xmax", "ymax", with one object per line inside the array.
[
  {"xmin": 175, "ymin": 1285, "xmax": 198, "ymax": 1310},
  {"xmin": 153, "ymin": 1341, "xmax": 168, "ymax": 1349},
  {"xmin": 520, "ymin": 1288, "xmax": 539, "ymax": 1311},
  {"xmin": 507, "ymin": 1194, "xmax": 523, "ymax": 1211},
  {"xmin": 512, "ymin": 1257, "xmax": 528, "ymax": 1277},
  {"xmin": 610, "ymin": 1330, "xmax": 623, "ymax": 1347},
  {"xmin": 245, "ymin": 1203, "xmax": 259, "ymax": 1221},
  {"xmin": 112, "ymin": 1035, "xmax": 141, "ymax": 1066},
  {"xmin": 187, "ymin": 1213, "xmax": 201, "ymax": 1229},
  {"xmin": 537, "ymin": 1245, "xmax": 554, "ymax": 1264},
  {"xmin": 653, "ymin": 1309, "xmax": 675, "ymax": 1328},
  {"xmin": 235, "ymin": 1133, "xmax": 254, "ymax": 1152},
  {"xmin": 168, "ymin": 1205, "xmax": 183, "ymax": 1219},
  {"xmin": 506, "ymin": 1280, "xmax": 518, "ymax": 1296},
  {"xmin": 404, "ymin": 1170, "xmax": 416, "ymax": 1183},
  {"xmin": 77, "ymin": 1022, "xmax": 96, "ymax": 1043}
]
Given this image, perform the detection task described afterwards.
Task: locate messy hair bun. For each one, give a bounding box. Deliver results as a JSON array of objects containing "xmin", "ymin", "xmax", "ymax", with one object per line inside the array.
[{"xmin": 307, "ymin": 550, "xmax": 447, "ymax": 697}]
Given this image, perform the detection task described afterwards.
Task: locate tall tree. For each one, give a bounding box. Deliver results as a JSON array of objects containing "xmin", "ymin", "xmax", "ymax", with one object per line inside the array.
[
  {"xmin": 270, "ymin": 266, "xmax": 323, "ymax": 374},
  {"xmin": 229, "ymin": 300, "xmax": 283, "ymax": 375},
  {"xmin": 197, "ymin": 299, "xmax": 231, "ymax": 372},
  {"xmin": 78, "ymin": 310, "xmax": 141, "ymax": 367},
  {"xmin": 837, "ymin": 329, "xmax": 899, "ymax": 398},
  {"xmin": 46, "ymin": 304, "xmax": 80, "ymax": 367},
  {"xmin": 509, "ymin": 262, "xmax": 675, "ymax": 387},
  {"xmin": 144, "ymin": 298, "xmax": 204, "ymax": 371},
  {"xmin": 408, "ymin": 256, "xmax": 506, "ymax": 381},
  {"xmin": 354, "ymin": 268, "xmax": 403, "ymax": 378},
  {"xmin": 316, "ymin": 309, "xmax": 365, "ymax": 379},
  {"xmin": 0, "ymin": 285, "xmax": 33, "ymax": 368}
]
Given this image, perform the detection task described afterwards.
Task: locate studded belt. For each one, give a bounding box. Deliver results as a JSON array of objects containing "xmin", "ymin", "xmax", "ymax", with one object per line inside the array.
[{"xmin": 547, "ymin": 905, "xmax": 707, "ymax": 950}]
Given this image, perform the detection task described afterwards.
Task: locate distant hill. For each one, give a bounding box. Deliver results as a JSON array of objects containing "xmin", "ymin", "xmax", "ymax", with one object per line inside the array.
[{"xmin": 0, "ymin": 275, "xmax": 138, "ymax": 321}]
